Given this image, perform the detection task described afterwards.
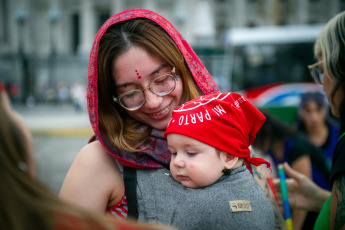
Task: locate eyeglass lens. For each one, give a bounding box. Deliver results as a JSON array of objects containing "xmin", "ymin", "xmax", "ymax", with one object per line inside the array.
[
  {"xmin": 119, "ymin": 73, "xmax": 176, "ymax": 110},
  {"xmin": 310, "ymin": 67, "xmax": 323, "ymax": 85}
]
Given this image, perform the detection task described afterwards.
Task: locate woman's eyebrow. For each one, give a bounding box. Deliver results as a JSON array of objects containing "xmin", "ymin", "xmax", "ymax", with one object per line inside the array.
[
  {"xmin": 115, "ymin": 82, "xmax": 132, "ymax": 90},
  {"xmin": 148, "ymin": 64, "xmax": 168, "ymax": 76},
  {"xmin": 116, "ymin": 64, "xmax": 168, "ymax": 89}
]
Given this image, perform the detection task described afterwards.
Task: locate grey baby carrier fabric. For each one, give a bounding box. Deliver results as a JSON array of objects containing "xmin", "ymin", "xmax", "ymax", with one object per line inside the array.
[{"xmin": 136, "ymin": 165, "xmax": 275, "ymax": 230}]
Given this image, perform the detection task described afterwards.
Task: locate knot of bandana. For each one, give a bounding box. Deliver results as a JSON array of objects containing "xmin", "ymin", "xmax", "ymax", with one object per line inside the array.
[{"xmin": 245, "ymin": 157, "xmax": 272, "ymax": 174}]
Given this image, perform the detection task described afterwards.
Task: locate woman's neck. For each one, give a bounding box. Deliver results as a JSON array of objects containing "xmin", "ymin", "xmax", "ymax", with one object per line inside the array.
[
  {"xmin": 271, "ymin": 141, "xmax": 285, "ymax": 161},
  {"xmin": 306, "ymin": 123, "xmax": 328, "ymax": 147}
]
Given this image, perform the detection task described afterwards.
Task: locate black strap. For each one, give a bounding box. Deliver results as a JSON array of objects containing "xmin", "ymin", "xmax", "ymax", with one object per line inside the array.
[{"xmin": 123, "ymin": 166, "xmax": 138, "ymax": 219}]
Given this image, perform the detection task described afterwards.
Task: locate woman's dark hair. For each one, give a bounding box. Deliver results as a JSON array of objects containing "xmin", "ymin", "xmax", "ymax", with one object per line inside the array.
[{"xmin": 253, "ymin": 109, "xmax": 296, "ymax": 150}]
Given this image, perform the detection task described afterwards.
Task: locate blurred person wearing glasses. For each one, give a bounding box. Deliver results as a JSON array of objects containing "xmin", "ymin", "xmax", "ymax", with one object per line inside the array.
[
  {"xmin": 59, "ymin": 9, "xmax": 286, "ymax": 229},
  {"xmin": 274, "ymin": 11, "xmax": 345, "ymax": 230}
]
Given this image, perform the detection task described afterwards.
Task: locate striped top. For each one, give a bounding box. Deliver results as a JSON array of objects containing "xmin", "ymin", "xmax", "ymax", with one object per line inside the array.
[{"xmin": 106, "ymin": 193, "xmax": 128, "ymax": 219}]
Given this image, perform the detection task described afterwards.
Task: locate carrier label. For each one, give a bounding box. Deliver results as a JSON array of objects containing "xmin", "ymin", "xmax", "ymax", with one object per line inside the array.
[{"xmin": 229, "ymin": 200, "xmax": 252, "ymax": 212}]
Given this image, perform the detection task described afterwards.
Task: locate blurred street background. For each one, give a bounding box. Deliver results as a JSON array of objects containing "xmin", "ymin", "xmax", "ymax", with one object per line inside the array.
[
  {"xmin": 14, "ymin": 103, "xmax": 93, "ymax": 194},
  {"xmin": 1, "ymin": 0, "xmax": 344, "ymax": 193}
]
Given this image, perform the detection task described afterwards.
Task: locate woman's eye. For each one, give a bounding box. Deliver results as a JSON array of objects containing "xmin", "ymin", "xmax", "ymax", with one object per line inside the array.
[
  {"xmin": 155, "ymin": 75, "xmax": 170, "ymax": 85},
  {"xmin": 124, "ymin": 91, "xmax": 140, "ymax": 98}
]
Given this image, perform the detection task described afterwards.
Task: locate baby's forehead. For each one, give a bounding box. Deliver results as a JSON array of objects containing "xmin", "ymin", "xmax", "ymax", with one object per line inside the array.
[{"xmin": 167, "ymin": 133, "xmax": 218, "ymax": 149}]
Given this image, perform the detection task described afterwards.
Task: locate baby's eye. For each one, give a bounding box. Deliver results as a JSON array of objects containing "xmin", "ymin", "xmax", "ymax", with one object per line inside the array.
[{"xmin": 187, "ymin": 152, "xmax": 197, "ymax": 156}]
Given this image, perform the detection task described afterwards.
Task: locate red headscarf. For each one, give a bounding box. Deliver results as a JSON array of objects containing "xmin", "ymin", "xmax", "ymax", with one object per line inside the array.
[
  {"xmin": 165, "ymin": 92, "xmax": 272, "ymax": 172},
  {"xmin": 87, "ymin": 9, "xmax": 219, "ymax": 168}
]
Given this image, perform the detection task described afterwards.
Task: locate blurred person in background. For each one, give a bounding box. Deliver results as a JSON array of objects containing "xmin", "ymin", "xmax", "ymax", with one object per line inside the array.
[
  {"xmin": 6, "ymin": 81, "xmax": 19, "ymax": 104},
  {"xmin": 0, "ymin": 86, "xmax": 177, "ymax": 230},
  {"xmin": 274, "ymin": 11, "xmax": 345, "ymax": 230},
  {"xmin": 56, "ymin": 81, "xmax": 70, "ymax": 104},
  {"xmin": 70, "ymin": 81, "xmax": 87, "ymax": 112},
  {"xmin": 297, "ymin": 91, "xmax": 340, "ymax": 190},
  {"xmin": 252, "ymin": 109, "xmax": 330, "ymax": 230}
]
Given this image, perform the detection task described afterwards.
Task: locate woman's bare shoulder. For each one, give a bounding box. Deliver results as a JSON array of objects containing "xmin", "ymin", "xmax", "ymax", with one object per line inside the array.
[
  {"xmin": 59, "ymin": 140, "xmax": 124, "ymax": 212},
  {"xmin": 78, "ymin": 140, "xmax": 113, "ymax": 164}
]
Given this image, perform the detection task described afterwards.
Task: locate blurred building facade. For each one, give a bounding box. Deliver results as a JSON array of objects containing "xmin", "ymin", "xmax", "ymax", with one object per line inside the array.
[{"xmin": 0, "ymin": 0, "xmax": 344, "ymax": 102}]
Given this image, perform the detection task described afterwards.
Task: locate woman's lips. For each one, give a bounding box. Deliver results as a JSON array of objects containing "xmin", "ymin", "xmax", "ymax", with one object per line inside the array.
[
  {"xmin": 150, "ymin": 105, "xmax": 170, "ymax": 116},
  {"xmin": 147, "ymin": 103, "xmax": 171, "ymax": 120}
]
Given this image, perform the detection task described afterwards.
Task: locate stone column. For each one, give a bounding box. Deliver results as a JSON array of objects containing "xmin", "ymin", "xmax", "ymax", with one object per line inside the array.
[
  {"xmin": 232, "ymin": 0, "xmax": 246, "ymax": 27},
  {"xmin": 329, "ymin": 0, "xmax": 340, "ymax": 18},
  {"xmin": 110, "ymin": 0, "xmax": 124, "ymax": 16},
  {"xmin": 182, "ymin": 0, "xmax": 197, "ymax": 44},
  {"xmin": 78, "ymin": 0, "xmax": 96, "ymax": 55},
  {"xmin": 193, "ymin": 0, "xmax": 215, "ymax": 46},
  {"xmin": 174, "ymin": 0, "xmax": 188, "ymax": 39},
  {"xmin": 144, "ymin": 0, "xmax": 156, "ymax": 11},
  {"xmin": 48, "ymin": 0, "xmax": 60, "ymax": 55},
  {"xmin": 296, "ymin": 0, "xmax": 309, "ymax": 24}
]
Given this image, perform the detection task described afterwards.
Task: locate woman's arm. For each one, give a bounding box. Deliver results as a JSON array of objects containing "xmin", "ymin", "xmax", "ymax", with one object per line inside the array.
[
  {"xmin": 250, "ymin": 147, "xmax": 287, "ymax": 230},
  {"xmin": 290, "ymin": 155, "xmax": 312, "ymax": 230},
  {"xmin": 252, "ymin": 164, "xmax": 288, "ymax": 230},
  {"xmin": 59, "ymin": 141, "xmax": 124, "ymax": 213},
  {"xmin": 330, "ymin": 173, "xmax": 345, "ymax": 229}
]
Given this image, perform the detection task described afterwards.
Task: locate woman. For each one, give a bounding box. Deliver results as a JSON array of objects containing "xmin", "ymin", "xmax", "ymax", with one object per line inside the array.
[
  {"xmin": 298, "ymin": 91, "xmax": 340, "ymax": 190},
  {"xmin": 0, "ymin": 88, "xmax": 176, "ymax": 230},
  {"xmin": 253, "ymin": 109, "xmax": 330, "ymax": 230},
  {"xmin": 59, "ymin": 9, "xmax": 285, "ymax": 229},
  {"xmin": 275, "ymin": 11, "xmax": 345, "ymax": 230}
]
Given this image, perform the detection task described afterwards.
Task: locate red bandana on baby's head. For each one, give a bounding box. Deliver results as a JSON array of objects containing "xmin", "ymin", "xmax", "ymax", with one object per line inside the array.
[{"xmin": 164, "ymin": 92, "xmax": 271, "ymax": 172}]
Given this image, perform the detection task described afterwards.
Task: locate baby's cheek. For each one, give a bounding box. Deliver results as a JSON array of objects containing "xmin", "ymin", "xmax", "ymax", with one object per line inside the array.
[{"xmin": 190, "ymin": 164, "xmax": 194, "ymax": 169}]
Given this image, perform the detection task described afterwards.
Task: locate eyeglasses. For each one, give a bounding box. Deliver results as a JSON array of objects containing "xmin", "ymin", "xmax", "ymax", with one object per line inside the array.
[
  {"xmin": 113, "ymin": 67, "xmax": 177, "ymax": 111},
  {"xmin": 308, "ymin": 61, "xmax": 323, "ymax": 85}
]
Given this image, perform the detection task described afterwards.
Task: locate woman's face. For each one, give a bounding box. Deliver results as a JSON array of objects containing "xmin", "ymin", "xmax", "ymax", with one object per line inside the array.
[
  {"xmin": 300, "ymin": 101, "xmax": 327, "ymax": 130},
  {"xmin": 319, "ymin": 58, "xmax": 343, "ymax": 118},
  {"xmin": 113, "ymin": 46, "xmax": 183, "ymax": 130}
]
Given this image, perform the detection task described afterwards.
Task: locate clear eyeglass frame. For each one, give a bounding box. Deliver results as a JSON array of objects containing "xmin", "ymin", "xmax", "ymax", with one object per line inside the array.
[
  {"xmin": 113, "ymin": 67, "xmax": 176, "ymax": 111},
  {"xmin": 308, "ymin": 61, "xmax": 323, "ymax": 85}
]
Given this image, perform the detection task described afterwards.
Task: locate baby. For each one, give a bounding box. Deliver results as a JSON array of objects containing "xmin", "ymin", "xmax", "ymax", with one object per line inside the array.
[
  {"xmin": 162, "ymin": 92, "xmax": 275, "ymax": 229},
  {"xmin": 165, "ymin": 92, "xmax": 272, "ymax": 188}
]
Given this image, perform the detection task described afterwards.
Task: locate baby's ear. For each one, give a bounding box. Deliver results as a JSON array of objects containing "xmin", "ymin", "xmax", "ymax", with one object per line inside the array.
[{"xmin": 220, "ymin": 152, "xmax": 239, "ymax": 169}]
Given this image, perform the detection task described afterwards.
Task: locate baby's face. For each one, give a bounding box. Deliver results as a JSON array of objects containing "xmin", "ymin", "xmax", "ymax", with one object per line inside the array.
[{"xmin": 167, "ymin": 133, "xmax": 225, "ymax": 188}]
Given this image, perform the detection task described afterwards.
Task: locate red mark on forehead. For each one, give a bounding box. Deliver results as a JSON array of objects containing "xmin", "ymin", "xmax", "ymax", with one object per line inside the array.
[{"xmin": 135, "ymin": 70, "xmax": 142, "ymax": 79}]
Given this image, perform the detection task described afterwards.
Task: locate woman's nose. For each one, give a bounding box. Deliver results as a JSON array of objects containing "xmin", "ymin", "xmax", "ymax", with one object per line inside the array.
[{"xmin": 143, "ymin": 89, "xmax": 162, "ymax": 109}]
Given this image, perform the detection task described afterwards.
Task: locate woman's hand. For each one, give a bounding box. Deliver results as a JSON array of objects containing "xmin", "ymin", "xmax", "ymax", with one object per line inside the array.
[{"xmin": 274, "ymin": 162, "xmax": 330, "ymax": 212}]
